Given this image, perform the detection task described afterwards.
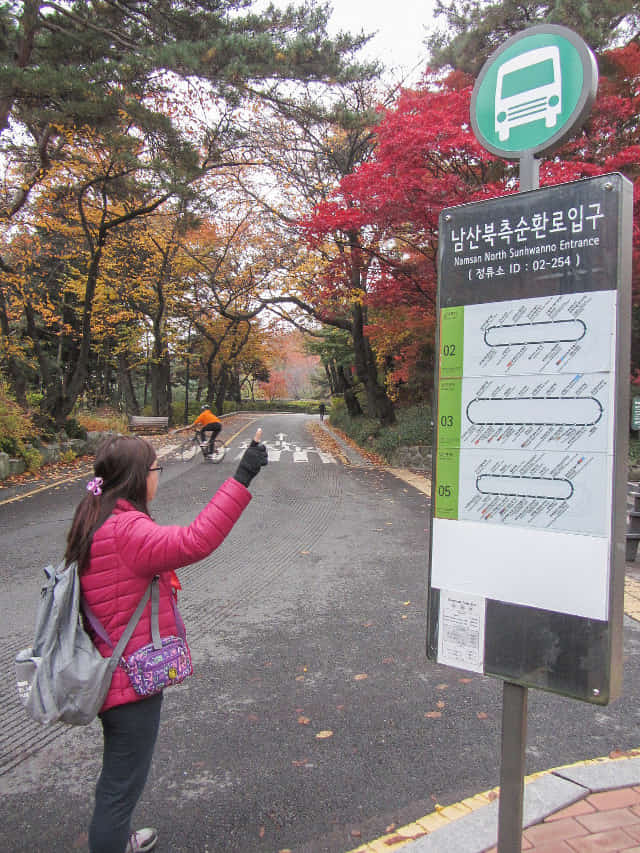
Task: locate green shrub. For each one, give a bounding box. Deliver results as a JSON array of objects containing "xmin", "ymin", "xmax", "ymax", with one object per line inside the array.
[
  {"xmin": 63, "ymin": 417, "xmax": 87, "ymax": 439},
  {"xmin": 0, "ymin": 388, "xmax": 41, "ymax": 468},
  {"xmin": 327, "ymin": 400, "xmax": 432, "ymax": 462},
  {"xmin": 22, "ymin": 446, "xmax": 43, "ymax": 471}
]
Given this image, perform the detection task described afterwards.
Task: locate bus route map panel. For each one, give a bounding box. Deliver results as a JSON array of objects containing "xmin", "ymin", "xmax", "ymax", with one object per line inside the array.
[{"xmin": 426, "ymin": 173, "xmax": 632, "ymax": 704}]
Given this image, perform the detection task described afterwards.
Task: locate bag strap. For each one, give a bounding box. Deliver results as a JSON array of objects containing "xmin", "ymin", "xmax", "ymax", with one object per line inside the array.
[
  {"xmin": 82, "ymin": 582, "xmax": 154, "ymax": 670},
  {"xmin": 83, "ymin": 574, "xmax": 186, "ymax": 658},
  {"xmin": 151, "ymin": 579, "xmax": 187, "ymax": 644},
  {"xmin": 150, "ymin": 577, "xmax": 162, "ymax": 650}
]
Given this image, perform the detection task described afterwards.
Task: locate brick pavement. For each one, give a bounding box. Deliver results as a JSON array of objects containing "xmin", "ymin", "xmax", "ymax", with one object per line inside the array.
[{"xmin": 486, "ymin": 786, "xmax": 640, "ymax": 853}]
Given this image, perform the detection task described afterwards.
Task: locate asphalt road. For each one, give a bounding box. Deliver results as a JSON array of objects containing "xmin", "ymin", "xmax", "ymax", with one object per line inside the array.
[{"xmin": 1, "ymin": 412, "xmax": 639, "ymax": 852}]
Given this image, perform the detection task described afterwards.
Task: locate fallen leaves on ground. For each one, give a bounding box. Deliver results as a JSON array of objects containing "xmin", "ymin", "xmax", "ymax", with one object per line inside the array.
[
  {"xmin": 0, "ymin": 455, "xmax": 93, "ymax": 491},
  {"xmin": 297, "ymin": 716, "xmax": 311, "ymax": 725},
  {"xmin": 610, "ymin": 748, "xmax": 638, "ymax": 759},
  {"xmin": 305, "ymin": 422, "xmax": 349, "ymax": 464},
  {"xmin": 315, "ymin": 730, "xmax": 333, "ymax": 739},
  {"xmin": 327, "ymin": 424, "xmax": 387, "ymax": 465}
]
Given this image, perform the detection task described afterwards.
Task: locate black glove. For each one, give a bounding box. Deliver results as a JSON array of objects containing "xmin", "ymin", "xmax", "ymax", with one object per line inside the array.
[{"xmin": 234, "ymin": 440, "xmax": 268, "ymax": 487}]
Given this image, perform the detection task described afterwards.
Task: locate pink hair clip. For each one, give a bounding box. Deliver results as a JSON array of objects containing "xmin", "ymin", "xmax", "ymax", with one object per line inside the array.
[{"xmin": 86, "ymin": 477, "xmax": 103, "ymax": 496}]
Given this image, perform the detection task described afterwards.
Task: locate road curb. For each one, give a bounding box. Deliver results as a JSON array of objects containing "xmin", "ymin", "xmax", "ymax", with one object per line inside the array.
[{"xmin": 346, "ymin": 750, "xmax": 640, "ymax": 853}]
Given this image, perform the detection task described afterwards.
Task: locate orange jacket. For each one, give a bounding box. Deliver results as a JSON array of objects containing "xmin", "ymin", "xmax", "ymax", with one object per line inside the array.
[{"xmin": 193, "ymin": 409, "xmax": 221, "ymax": 428}]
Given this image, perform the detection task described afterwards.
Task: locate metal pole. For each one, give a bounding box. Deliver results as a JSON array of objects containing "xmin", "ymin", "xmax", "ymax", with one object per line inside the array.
[
  {"xmin": 519, "ymin": 152, "xmax": 540, "ymax": 193},
  {"xmin": 497, "ymin": 682, "xmax": 528, "ymax": 852},
  {"xmin": 496, "ymin": 153, "xmax": 538, "ymax": 853}
]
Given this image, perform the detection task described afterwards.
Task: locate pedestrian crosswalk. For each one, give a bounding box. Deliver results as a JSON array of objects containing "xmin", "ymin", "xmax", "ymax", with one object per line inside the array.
[
  {"xmin": 161, "ymin": 435, "xmax": 337, "ymax": 465},
  {"xmin": 235, "ymin": 439, "xmax": 336, "ymax": 464}
]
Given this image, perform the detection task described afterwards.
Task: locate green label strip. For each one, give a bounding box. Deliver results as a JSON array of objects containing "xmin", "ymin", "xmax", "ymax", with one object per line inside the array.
[
  {"xmin": 435, "ymin": 306, "xmax": 464, "ymax": 519},
  {"xmin": 438, "ymin": 306, "xmax": 465, "ymax": 378}
]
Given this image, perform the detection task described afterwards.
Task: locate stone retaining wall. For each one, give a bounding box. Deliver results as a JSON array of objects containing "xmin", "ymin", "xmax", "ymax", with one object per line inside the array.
[
  {"xmin": 0, "ymin": 431, "xmax": 116, "ymax": 482},
  {"xmin": 389, "ymin": 445, "xmax": 432, "ymax": 471}
]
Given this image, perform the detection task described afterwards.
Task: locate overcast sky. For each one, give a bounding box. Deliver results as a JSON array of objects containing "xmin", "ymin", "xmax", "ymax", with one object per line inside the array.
[{"xmin": 325, "ymin": 0, "xmax": 438, "ymax": 80}]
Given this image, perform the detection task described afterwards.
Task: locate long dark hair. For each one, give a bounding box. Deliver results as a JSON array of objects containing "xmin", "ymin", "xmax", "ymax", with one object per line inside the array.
[{"xmin": 65, "ymin": 435, "xmax": 156, "ymax": 572}]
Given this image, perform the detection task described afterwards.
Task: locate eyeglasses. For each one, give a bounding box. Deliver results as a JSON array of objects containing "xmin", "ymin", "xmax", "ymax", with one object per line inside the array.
[{"xmin": 149, "ymin": 465, "xmax": 163, "ymax": 474}]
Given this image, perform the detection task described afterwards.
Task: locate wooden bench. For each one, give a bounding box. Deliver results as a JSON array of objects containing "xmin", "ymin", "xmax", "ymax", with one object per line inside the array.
[{"xmin": 129, "ymin": 415, "xmax": 169, "ymax": 434}]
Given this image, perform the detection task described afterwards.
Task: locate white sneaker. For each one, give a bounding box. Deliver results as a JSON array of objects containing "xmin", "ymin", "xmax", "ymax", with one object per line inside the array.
[{"xmin": 125, "ymin": 827, "xmax": 158, "ymax": 852}]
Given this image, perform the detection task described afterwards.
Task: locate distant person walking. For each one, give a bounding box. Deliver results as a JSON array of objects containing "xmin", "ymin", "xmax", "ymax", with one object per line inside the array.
[{"xmin": 319, "ymin": 402, "xmax": 326, "ymax": 422}]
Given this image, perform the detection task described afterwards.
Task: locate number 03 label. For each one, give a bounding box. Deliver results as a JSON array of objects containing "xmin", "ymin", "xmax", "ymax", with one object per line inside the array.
[{"xmin": 435, "ymin": 307, "xmax": 464, "ymax": 519}]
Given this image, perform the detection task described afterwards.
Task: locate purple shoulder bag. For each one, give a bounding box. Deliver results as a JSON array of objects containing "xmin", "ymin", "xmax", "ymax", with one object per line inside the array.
[{"xmin": 83, "ymin": 576, "xmax": 193, "ymax": 697}]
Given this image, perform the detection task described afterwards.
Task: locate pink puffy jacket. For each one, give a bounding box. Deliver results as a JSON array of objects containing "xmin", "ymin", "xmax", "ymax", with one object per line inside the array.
[{"xmin": 80, "ymin": 477, "xmax": 251, "ymax": 712}]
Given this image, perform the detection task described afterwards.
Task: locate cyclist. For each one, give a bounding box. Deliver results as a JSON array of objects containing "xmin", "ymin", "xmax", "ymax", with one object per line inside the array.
[{"xmin": 192, "ymin": 406, "xmax": 222, "ymax": 457}]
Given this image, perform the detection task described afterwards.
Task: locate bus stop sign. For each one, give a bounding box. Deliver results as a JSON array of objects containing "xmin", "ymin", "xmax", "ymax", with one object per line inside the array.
[{"xmin": 471, "ymin": 24, "xmax": 598, "ymax": 159}]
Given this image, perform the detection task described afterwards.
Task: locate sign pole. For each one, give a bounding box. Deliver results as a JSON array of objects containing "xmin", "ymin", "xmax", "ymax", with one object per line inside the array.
[
  {"xmin": 498, "ymin": 682, "xmax": 528, "ymax": 852},
  {"xmin": 519, "ymin": 152, "xmax": 540, "ymax": 193},
  {"xmin": 496, "ymin": 153, "xmax": 539, "ymax": 853}
]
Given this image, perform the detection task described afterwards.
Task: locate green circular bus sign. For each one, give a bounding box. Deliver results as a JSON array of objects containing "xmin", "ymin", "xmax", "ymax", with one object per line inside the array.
[{"xmin": 471, "ymin": 24, "xmax": 598, "ymax": 159}]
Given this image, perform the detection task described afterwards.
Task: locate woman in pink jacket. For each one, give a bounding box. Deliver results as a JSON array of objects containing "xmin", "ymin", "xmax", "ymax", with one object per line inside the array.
[{"xmin": 64, "ymin": 431, "xmax": 267, "ymax": 853}]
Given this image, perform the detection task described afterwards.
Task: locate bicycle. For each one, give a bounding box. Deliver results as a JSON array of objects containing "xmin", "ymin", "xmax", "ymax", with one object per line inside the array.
[{"xmin": 177, "ymin": 431, "xmax": 227, "ymax": 463}]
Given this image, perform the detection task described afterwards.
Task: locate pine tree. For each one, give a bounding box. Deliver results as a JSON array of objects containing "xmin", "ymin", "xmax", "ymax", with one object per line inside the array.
[
  {"xmin": 0, "ymin": 1, "xmax": 375, "ymax": 220},
  {"xmin": 428, "ymin": 0, "xmax": 640, "ymax": 74}
]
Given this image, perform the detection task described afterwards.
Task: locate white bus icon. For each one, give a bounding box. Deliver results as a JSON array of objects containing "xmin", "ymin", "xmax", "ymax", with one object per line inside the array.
[{"xmin": 495, "ymin": 46, "xmax": 562, "ymax": 141}]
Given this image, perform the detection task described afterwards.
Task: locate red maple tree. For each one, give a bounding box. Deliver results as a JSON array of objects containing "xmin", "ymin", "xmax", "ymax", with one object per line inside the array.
[{"xmin": 301, "ymin": 44, "xmax": 640, "ymax": 392}]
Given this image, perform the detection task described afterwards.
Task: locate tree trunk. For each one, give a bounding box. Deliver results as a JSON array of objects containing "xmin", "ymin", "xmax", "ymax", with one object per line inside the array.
[
  {"xmin": 230, "ymin": 369, "xmax": 241, "ymax": 403},
  {"xmin": 337, "ymin": 364, "xmax": 363, "ymax": 417},
  {"xmin": 214, "ymin": 366, "xmax": 228, "ymax": 415},
  {"xmin": 351, "ymin": 303, "xmax": 395, "ymax": 425},
  {"xmin": 118, "ymin": 352, "xmax": 140, "ymax": 415}
]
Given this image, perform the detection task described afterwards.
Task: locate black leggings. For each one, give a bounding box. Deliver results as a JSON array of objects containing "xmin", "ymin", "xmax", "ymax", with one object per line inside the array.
[
  {"xmin": 89, "ymin": 693, "xmax": 163, "ymax": 853},
  {"xmin": 199, "ymin": 422, "xmax": 221, "ymax": 454}
]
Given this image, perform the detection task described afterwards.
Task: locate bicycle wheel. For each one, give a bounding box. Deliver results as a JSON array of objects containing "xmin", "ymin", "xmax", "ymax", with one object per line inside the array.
[
  {"xmin": 178, "ymin": 435, "xmax": 200, "ymax": 461},
  {"xmin": 207, "ymin": 439, "xmax": 226, "ymax": 463}
]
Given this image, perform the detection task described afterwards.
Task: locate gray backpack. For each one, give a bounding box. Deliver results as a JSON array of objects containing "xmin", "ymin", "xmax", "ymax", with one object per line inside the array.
[{"xmin": 15, "ymin": 561, "xmax": 151, "ymax": 726}]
